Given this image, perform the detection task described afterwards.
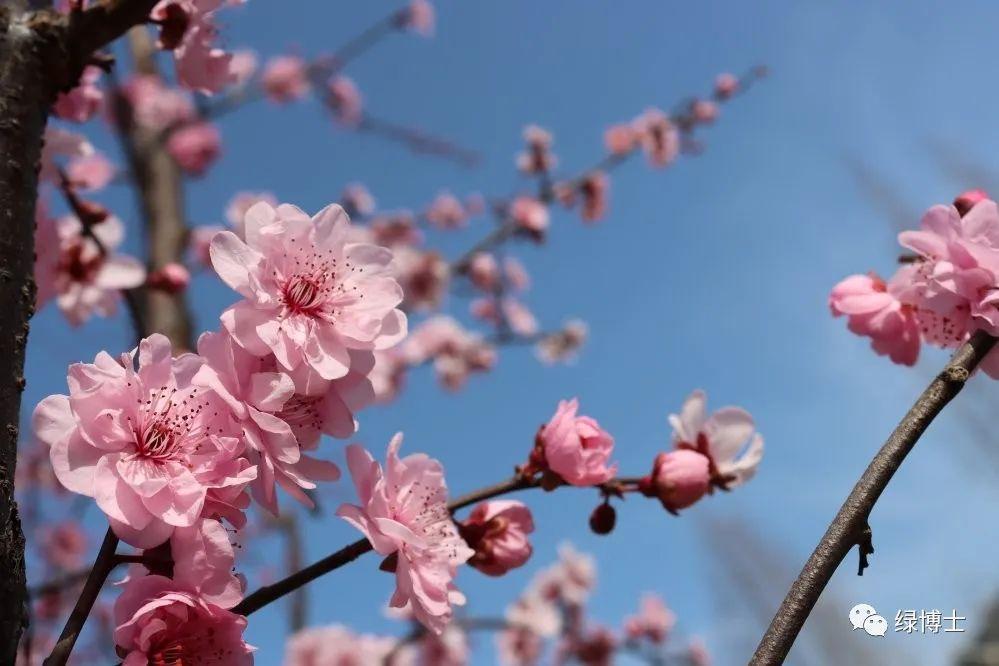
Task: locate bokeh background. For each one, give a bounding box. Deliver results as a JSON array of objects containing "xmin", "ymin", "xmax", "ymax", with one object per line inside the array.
[{"xmin": 23, "ymin": 1, "xmax": 999, "ymax": 663}]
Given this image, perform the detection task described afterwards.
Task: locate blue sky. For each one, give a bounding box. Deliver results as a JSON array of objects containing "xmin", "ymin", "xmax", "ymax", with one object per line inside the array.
[{"xmin": 23, "ymin": 1, "xmax": 999, "ymax": 663}]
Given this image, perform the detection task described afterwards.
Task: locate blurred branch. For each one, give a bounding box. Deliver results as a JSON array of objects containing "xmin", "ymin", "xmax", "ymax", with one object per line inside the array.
[{"xmin": 750, "ymin": 331, "xmax": 997, "ymax": 664}]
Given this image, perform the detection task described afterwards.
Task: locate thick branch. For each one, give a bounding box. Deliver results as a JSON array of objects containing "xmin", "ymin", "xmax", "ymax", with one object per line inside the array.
[{"xmin": 750, "ymin": 330, "xmax": 997, "ymax": 665}]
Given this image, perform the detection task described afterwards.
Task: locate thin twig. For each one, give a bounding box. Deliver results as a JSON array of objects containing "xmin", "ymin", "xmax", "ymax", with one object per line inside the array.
[{"xmin": 750, "ymin": 330, "xmax": 997, "ymax": 665}]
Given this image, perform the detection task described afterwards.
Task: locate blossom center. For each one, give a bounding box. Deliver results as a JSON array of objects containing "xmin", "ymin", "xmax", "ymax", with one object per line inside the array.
[
  {"xmin": 282, "ymin": 276, "xmax": 325, "ymax": 315},
  {"xmin": 129, "ymin": 386, "xmax": 207, "ymax": 463}
]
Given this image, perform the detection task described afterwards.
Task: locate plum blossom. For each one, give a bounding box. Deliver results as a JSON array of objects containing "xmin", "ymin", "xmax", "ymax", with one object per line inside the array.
[
  {"xmin": 510, "ymin": 196, "xmax": 549, "ymax": 241},
  {"xmin": 561, "ymin": 626, "xmax": 616, "ymax": 666},
  {"xmin": 530, "ymin": 399, "xmax": 616, "ymax": 486},
  {"xmin": 34, "ymin": 213, "xmax": 146, "ymax": 326},
  {"xmin": 393, "ymin": 247, "xmax": 450, "ymax": 311},
  {"xmin": 829, "ymin": 272, "xmax": 919, "ymax": 366},
  {"xmin": 337, "ymin": 434, "xmax": 473, "ymax": 634},
  {"xmin": 53, "ymin": 66, "xmax": 104, "ymax": 122},
  {"xmin": 229, "ymin": 49, "xmax": 258, "ymax": 86},
  {"xmin": 210, "ymin": 201, "xmax": 407, "ymax": 383},
  {"xmin": 557, "ymin": 172, "xmax": 609, "ymax": 223},
  {"xmin": 225, "ymin": 191, "xmax": 278, "ymax": 234},
  {"xmin": 504, "ymin": 257, "xmax": 530, "ymax": 292},
  {"xmin": 166, "ymin": 121, "xmax": 222, "ymax": 176},
  {"xmin": 458, "ymin": 500, "xmax": 535, "ymax": 576},
  {"xmin": 120, "ymin": 75, "xmax": 195, "ymax": 131},
  {"xmin": 691, "ymin": 99, "xmax": 719, "ymax": 124},
  {"xmin": 193, "ymin": 330, "xmax": 352, "ymax": 512},
  {"xmin": 468, "ymin": 252, "xmax": 499, "ymax": 291},
  {"xmin": 402, "ymin": 316, "xmax": 496, "ymax": 390},
  {"xmin": 401, "ymin": 0, "xmax": 435, "ymax": 37},
  {"xmin": 262, "ymin": 55, "xmax": 311, "ymax": 103},
  {"xmin": 147, "ymin": 262, "xmax": 191, "ymax": 294},
  {"xmin": 65, "ymin": 153, "xmax": 116, "ymax": 191},
  {"xmin": 153, "ymin": 0, "xmax": 237, "ymax": 94},
  {"xmin": 668, "ymin": 390, "xmax": 763, "ymax": 490},
  {"xmin": 283, "ymin": 625, "xmax": 393, "ymax": 666},
  {"xmin": 624, "ymin": 594, "xmax": 676, "ymax": 643},
  {"xmin": 426, "ymin": 191, "xmax": 468, "ymax": 229},
  {"xmin": 168, "ymin": 517, "xmax": 244, "ymax": 608},
  {"xmin": 113, "ymin": 575, "xmax": 253, "ymax": 665},
  {"xmin": 517, "ymin": 125, "xmax": 557, "ymax": 174},
  {"xmin": 328, "ymin": 75, "xmax": 363, "ymax": 126},
  {"xmin": 714, "ymin": 72, "xmax": 738, "ymax": 99},
  {"xmin": 535, "ymin": 319, "xmax": 588, "ymax": 365},
  {"xmin": 38, "ymin": 522, "xmax": 87, "ymax": 569},
  {"xmin": 604, "ymin": 124, "xmax": 638, "ymax": 155},
  {"xmin": 397, "ymin": 625, "xmax": 469, "ymax": 666},
  {"xmin": 39, "ymin": 126, "xmax": 94, "ymax": 184},
  {"xmin": 189, "ymin": 225, "xmax": 224, "ymax": 268},
  {"xmin": 635, "ymin": 108, "xmax": 680, "ymax": 168},
  {"xmin": 341, "ymin": 182, "xmax": 376, "ymax": 218},
  {"xmin": 33, "ymin": 334, "xmax": 255, "ymax": 547}
]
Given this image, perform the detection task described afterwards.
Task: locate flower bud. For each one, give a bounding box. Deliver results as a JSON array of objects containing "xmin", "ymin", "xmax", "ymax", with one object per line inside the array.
[
  {"xmin": 146, "ymin": 262, "xmax": 191, "ymax": 294},
  {"xmin": 588, "ymin": 502, "xmax": 616, "ymax": 535},
  {"xmin": 954, "ymin": 189, "xmax": 989, "ymax": 217},
  {"xmin": 639, "ymin": 450, "xmax": 711, "ymax": 513},
  {"xmin": 458, "ymin": 500, "xmax": 535, "ymax": 576}
]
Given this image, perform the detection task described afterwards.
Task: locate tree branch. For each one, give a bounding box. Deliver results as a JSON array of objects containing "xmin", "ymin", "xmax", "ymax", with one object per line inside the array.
[{"xmin": 750, "ymin": 330, "xmax": 998, "ymax": 665}]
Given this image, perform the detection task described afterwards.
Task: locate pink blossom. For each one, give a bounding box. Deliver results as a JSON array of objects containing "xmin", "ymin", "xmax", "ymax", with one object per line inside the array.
[
  {"xmin": 168, "ymin": 517, "xmax": 244, "ymax": 608},
  {"xmin": 504, "ymin": 257, "xmax": 530, "ymax": 292},
  {"xmin": 688, "ymin": 638, "xmax": 712, "ymax": 666},
  {"xmin": 225, "ymin": 191, "xmax": 278, "ymax": 234},
  {"xmin": 53, "ymin": 66, "xmax": 103, "ymax": 123},
  {"xmin": 153, "ymin": 0, "xmax": 237, "ymax": 94},
  {"xmin": 635, "ymin": 108, "xmax": 680, "ymax": 168},
  {"xmin": 624, "ymin": 594, "xmax": 676, "ymax": 644},
  {"xmin": 113, "ymin": 574, "xmax": 253, "ymax": 665},
  {"xmin": 120, "ymin": 75, "xmax": 195, "ymax": 131},
  {"xmin": 562, "ymin": 626, "xmax": 616, "ymax": 666},
  {"xmin": 34, "ymin": 214, "xmax": 146, "ymax": 326},
  {"xmin": 65, "ymin": 153, "xmax": 116, "ymax": 191},
  {"xmin": 426, "ymin": 191, "xmax": 468, "ymax": 229},
  {"xmin": 166, "ymin": 121, "xmax": 222, "ymax": 176},
  {"xmin": 517, "ymin": 125, "xmax": 557, "ymax": 174},
  {"xmin": 558, "ymin": 172, "xmax": 609, "ymax": 223},
  {"xmin": 393, "ymin": 246, "xmax": 450, "ymax": 311},
  {"xmin": 458, "ymin": 500, "xmax": 534, "ymax": 576},
  {"xmin": 604, "ymin": 124, "xmax": 637, "ymax": 155},
  {"xmin": 829, "ymin": 272, "xmax": 920, "ymax": 365},
  {"xmin": 262, "ymin": 55, "xmax": 310, "ymax": 103},
  {"xmin": 402, "ymin": 316, "xmax": 495, "ymax": 390},
  {"xmin": 39, "ymin": 127, "xmax": 94, "ymax": 184},
  {"xmin": 229, "ymin": 49, "xmax": 258, "ymax": 86},
  {"xmin": 691, "ymin": 99, "xmax": 719, "ymax": 124},
  {"xmin": 533, "ymin": 399, "xmax": 616, "ymax": 486},
  {"xmin": 371, "ymin": 212, "xmax": 423, "ymax": 247},
  {"xmin": 284, "ymin": 625, "xmax": 393, "ymax": 666},
  {"xmin": 401, "ymin": 626, "xmax": 468, "ymax": 666},
  {"xmin": 714, "ymin": 73, "xmax": 738, "ymax": 99},
  {"xmin": 497, "ymin": 627, "xmax": 543, "ymax": 666},
  {"xmin": 402, "ymin": 0, "xmax": 435, "ymax": 37},
  {"xmin": 669, "ymin": 390, "xmax": 764, "ymax": 490},
  {"xmin": 638, "ymin": 450, "xmax": 711, "ymax": 512},
  {"xmin": 510, "ymin": 196, "xmax": 549, "ymax": 241},
  {"xmin": 337, "ymin": 434, "xmax": 473, "ymax": 634},
  {"xmin": 193, "ymin": 330, "xmax": 351, "ymax": 512},
  {"xmin": 328, "ymin": 75, "xmax": 363, "ymax": 126},
  {"xmin": 33, "ymin": 334, "xmax": 255, "ymax": 547},
  {"xmin": 503, "ymin": 298, "xmax": 539, "ymax": 336},
  {"xmin": 211, "ymin": 201, "xmax": 407, "ymax": 382},
  {"xmin": 955, "ymin": 188, "xmax": 990, "ymax": 217},
  {"xmin": 468, "ymin": 252, "xmax": 499, "ymax": 291},
  {"xmin": 341, "ymin": 182, "xmax": 376, "ymax": 218},
  {"xmin": 39, "ymin": 522, "xmax": 87, "ymax": 569},
  {"xmin": 369, "ymin": 350, "xmax": 407, "ymax": 404},
  {"xmin": 147, "ymin": 262, "xmax": 191, "ymax": 294},
  {"xmin": 535, "ymin": 319, "xmax": 587, "ymax": 365}
]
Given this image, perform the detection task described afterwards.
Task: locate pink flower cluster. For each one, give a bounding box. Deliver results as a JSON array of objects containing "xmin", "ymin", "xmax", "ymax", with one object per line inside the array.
[
  {"xmin": 830, "ymin": 192, "xmax": 999, "ymax": 376},
  {"xmin": 150, "ymin": 0, "xmax": 240, "ymax": 93}
]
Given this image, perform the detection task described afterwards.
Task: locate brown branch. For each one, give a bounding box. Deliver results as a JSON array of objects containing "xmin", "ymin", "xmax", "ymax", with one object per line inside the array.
[
  {"xmin": 234, "ymin": 474, "xmax": 645, "ymax": 617},
  {"xmin": 43, "ymin": 528, "xmax": 119, "ymax": 666},
  {"xmin": 750, "ymin": 330, "xmax": 998, "ymax": 665}
]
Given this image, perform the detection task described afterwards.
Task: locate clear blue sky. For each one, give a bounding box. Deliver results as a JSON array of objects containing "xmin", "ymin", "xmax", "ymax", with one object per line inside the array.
[{"xmin": 24, "ymin": 1, "xmax": 999, "ymax": 663}]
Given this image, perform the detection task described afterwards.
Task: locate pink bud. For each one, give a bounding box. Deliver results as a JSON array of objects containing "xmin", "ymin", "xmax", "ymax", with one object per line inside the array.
[
  {"xmin": 691, "ymin": 99, "xmax": 719, "ymax": 124},
  {"xmin": 639, "ymin": 450, "xmax": 711, "ymax": 513},
  {"xmin": 468, "ymin": 252, "xmax": 499, "ymax": 291},
  {"xmin": 147, "ymin": 262, "xmax": 191, "ymax": 294},
  {"xmin": 714, "ymin": 72, "xmax": 739, "ymax": 99},
  {"xmin": 458, "ymin": 500, "xmax": 534, "ymax": 576},
  {"xmin": 954, "ymin": 189, "xmax": 989, "ymax": 217},
  {"xmin": 510, "ymin": 196, "xmax": 549, "ymax": 242}
]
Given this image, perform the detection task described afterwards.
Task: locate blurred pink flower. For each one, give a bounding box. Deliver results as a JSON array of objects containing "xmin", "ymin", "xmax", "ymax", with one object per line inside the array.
[
  {"xmin": 688, "ymin": 637, "xmax": 712, "ymax": 666},
  {"xmin": 65, "ymin": 153, "xmax": 116, "ymax": 192},
  {"xmin": 284, "ymin": 624, "xmax": 393, "ymax": 665},
  {"xmin": 535, "ymin": 319, "xmax": 587, "ymax": 365},
  {"xmin": 638, "ymin": 449, "xmax": 710, "ymax": 513},
  {"xmin": 166, "ymin": 121, "xmax": 221, "ymax": 176},
  {"xmin": 604, "ymin": 124, "xmax": 637, "ymax": 155},
  {"xmin": 211, "ymin": 201, "xmax": 407, "ymax": 381},
  {"xmin": 458, "ymin": 500, "xmax": 534, "ymax": 576},
  {"xmin": 533, "ymin": 399, "xmax": 616, "ymax": 486},
  {"xmin": 517, "ymin": 125, "xmax": 557, "ymax": 174},
  {"xmin": 510, "ymin": 196, "xmax": 549, "ymax": 242},
  {"xmin": 153, "ymin": 0, "xmax": 237, "ymax": 94},
  {"xmin": 39, "ymin": 522, "xmax": 87, "ymax": 569},
  {"xmin": 402, "ymin": 0, "xmax": 435, "ymax": 37},
  {"xmin": 669, "ymin": 390, "xmax": 764, "ymax": 489},
  {"xmin": 691, "ymin": 99, "xmax": 719, "ymax": 124},
  {"xmin": 341, "ymin": 182, "xmax": 376, "ymax": 218},
  {"xmin": 147, "ymin": 262, "xmax": 191, "ymax": 294},
  {"xmin": 394, "ymin": 246, "xmax": 450, "ymax": 311},
  {"xmin": 262, "ymin": 55, "xmax": 310, "ymax": 103},
  {"xmin": 328, "ymin": 75, "xmax": 363, "ymax": 126},
  {"xmin": 635, "ymin": 108, "xmax": 679, "ymax": 168},
  {"xmin": 468, "ymin": 252, "xmax": 499, "ymax": 291},
  {"xmin": 34, "ymin": 213, "xmax": 146, "ymax": 326},
  {"xmin": 624, "ymin": 594, "xmax": 676, "ymax": 644},
  {"xmin": 114, "ymin": 574, "xmax": 253, "ymax": 665},
  {"xmin": 426, "ymin": 191, "xmax": 468, "ymax": 229},
  {"xmin": 371, "ymin": 212, "xmax": 423, "ymax": 247},
  {"xmin": 504, "ymin": 257, "xmax": 530, "ymax": 292},
  {"xmin": 229, "ymin": 49, "xmax": 258, "ymax": 86},
  {"xmin": 337, "ymin": 434, "xmax": 473, "ymax": 634},
  {"xmin": 120, "ymin": 75, "xmax": 195, "ymax": 131},
  {"xmin": 402, "ymin": 316, "xmax": 495, "ymax": 390},
  {"xmin": 714, "ymin": 72, "xmax": 738, "ymax": 99},
  {"xmin": 225, "ymin": 191, "xmax": 278, "ymax": 233},
  {"xmin": 188, "ymin": 225, "xmax": 225, "ymax": 269},
  {"xmin": 503, "ymin": 298, "xmax": 539, "ymax": 337},
  {"xmin": 53, "ymin": 66, "xmax": 103, "ymax": 123},
  {"xmin": 33, "ymin": 334, "xmax": 255, "ymax": 547}
]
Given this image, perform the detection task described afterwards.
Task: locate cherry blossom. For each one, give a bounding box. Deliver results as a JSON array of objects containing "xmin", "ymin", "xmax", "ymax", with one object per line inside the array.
[
  {"xmin": 33, "ymin": 334, "xmax": 255, "ymax": 547},
  {"xmin": 153, "ymin": 0, "xmax": 237, "ymax": 94},
  {"xmin": 510, "ymin": 196, "xmax": 550, "ymax": 241},
  {"xmin": 829, "ymin": 272, "xmax": 920, "ymax": 366},
  {"xmin": 64, "ymin": 153, "xmax": 116, "ymax": 191},
  {"xmin": 337, "ymin": 433, "xmax": 473, "ymax": 634},
  {"xmin": 634, "ymin": 108, "xmax": 680, "ymax": 168},
  {"xmin": 210, "ymin": 201, "xmax": 407, "ymax": 383},
  {"xmin": 638, "ymin": 450, "xmax": 711, "ymax": 513},
  {"xmin": 714, "ymin": 72, "xmax": 738, "ymax": 98},
  {"xmin": 535, "ymin": 319, "xmax": 588, "ymax": 365},
  {"xmin": 166, "ymin": 121, "xmax": 222, "ymax": 176},
  {"xmin": 458, "ymin": 500, "xmax": 535, "ymax": 576},
  {"xmin": 168, "ymin": 518, "xmax": 244, "ymax": 608},
  {"xmin": 517, "ymin": 125, "xmax": 557, "ymax": 174},
  {"xmin": 52, "ymin": 66, "xmax": 104, "ymax": 123},
  {"xmin": 529, "ymin": 399, "xmax": 617, "ymax": 486},
  {"xmin": 604, "ymin": 124, "xmax": 638, "ymax": 155},
  {"xmin": 283, "ymin": 624, "xmax": 393, "ymax": 665},
  {"xmin": 262, "ymin": 55, "xmax": 311, "ymax": 103},
  {"xmin": 401, "ymin": 0, "xmax": 435, "ymax": 37},
  {"xmin": 340, "ymin": 182, "xmax": 376, "ymax": 218},
  {"xmin": 225, "ymin": 191, "xmax": 278, "ymax": 234},
  {"xmin": 402, "ymin": 316, "xmax": 496, "ymax": 390},
  {"xmin": 147, "ymin": 262, "xmax": 192, "ymax": 294},
  {"xmin": 425, "ymin": 191, "xmax": 468, "ymax": 229},
  {"xmin": 328, "ymin": 75, "xmax": 363, "ymax": 126},
  {"xmin": 623, "ymin": 594, "xmax": 676, "ymax": 644},
  {"xmin": 113, "ymin": 575, "xmax": 253, "ymax": 665},
  {"xmin": 668, "ymin": 390, "xmax": 764, "ymax": 490},
  {"xmin": 38, "ymin": 522, "xmax": 87, "ymax": 570}
]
